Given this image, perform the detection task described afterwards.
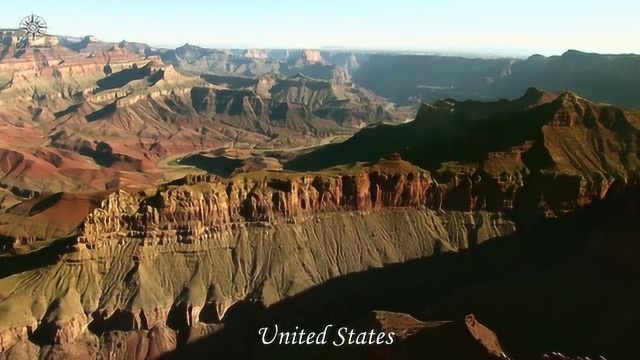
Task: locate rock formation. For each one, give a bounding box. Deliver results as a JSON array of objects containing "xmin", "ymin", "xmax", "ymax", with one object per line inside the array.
[
  {"xmin": 0, "ymin": 30, "xmax": 639, "ymax": 360},
  {"xmin": 242, "ymin": 49, "xmax": 268, "ymax": 59},
  {"xmin": 0, "ymin": 158, "xmax": 516, "ymax": 358},
  {"xmin": 0, "ymin": 37, "xmax": 405, "ymax": 201},
  {"xmin": 288, "ymin": 89, "xmax": 639, "ymax": 216}
]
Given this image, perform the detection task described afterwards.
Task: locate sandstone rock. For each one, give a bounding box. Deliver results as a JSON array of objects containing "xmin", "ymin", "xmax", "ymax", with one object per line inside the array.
[{"xmin": 0, "ymin": 163, "xmax": 514, "ymax": 357}]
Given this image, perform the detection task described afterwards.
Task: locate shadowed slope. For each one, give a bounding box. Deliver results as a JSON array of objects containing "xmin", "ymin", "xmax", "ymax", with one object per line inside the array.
[
  {"xmin": 287, "ymin": 89, "xmax": 640, "ymax": 182},
  {"xmin": 166, "ymin": 184, "xmax": 640, "ymax": 360}
]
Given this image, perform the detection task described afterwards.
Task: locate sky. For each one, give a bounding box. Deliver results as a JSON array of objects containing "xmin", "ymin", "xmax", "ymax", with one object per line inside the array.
[{"xmin": 1, "ymin": 0, "xmax": 638, "ymax": 56}]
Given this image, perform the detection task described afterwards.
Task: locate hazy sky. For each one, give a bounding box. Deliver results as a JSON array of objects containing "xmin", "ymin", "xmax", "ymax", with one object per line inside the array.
[{"xmin": 1, "ymin": 0, "xmax": 638, "ymax": 55}]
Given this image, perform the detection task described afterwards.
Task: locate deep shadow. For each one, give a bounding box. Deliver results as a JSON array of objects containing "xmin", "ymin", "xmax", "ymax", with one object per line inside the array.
[
  {"xmin": 180, "ymin": 155, "xmax": 244, "ymax": 178},
  {"xmin": 85, "ymin": 102, "xmax": 117, "ymax": 122},
  {"xmin": 95, "ymin": 66, "xmax": 149, "ymax": 93},
  {"xmin": 0, "ymin": 236, "xmax": 76, "ymax": 278},
  {"xmin": 53, "ymin": 103, "xmax": 81, "ymax": 118},
  {"xmin": 26, "ymin": 192, "xmax": 64, "ymax": 217},
  {"xmin": 164, "ymin": 186, "xmax": 640, "ymax": 360}
]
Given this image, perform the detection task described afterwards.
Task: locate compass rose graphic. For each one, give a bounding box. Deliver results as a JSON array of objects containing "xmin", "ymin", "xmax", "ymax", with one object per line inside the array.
[{"xmin": 19, "ymin": 14, "xmax": 48, "ymax": 40}]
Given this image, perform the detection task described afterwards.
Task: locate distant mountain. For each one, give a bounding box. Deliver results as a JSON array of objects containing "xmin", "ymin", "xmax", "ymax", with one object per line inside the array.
[
  {"xmin": 195, "ymin": 72, "xmax": 395, "ymax": 132},
  {"xmin": 286, "ymin": 87, "xmax": 558, "ymax": 172},
  {"xmin": 160, "ymin": 44, "xmax": 358, "ymax": 82},
  {"xmin": 353, "ymin": 50, "xmax": 640, "ymax": 108},
  {"xmin": 287, "ymin": 88, "xmax": 640, "ymax": 213}
]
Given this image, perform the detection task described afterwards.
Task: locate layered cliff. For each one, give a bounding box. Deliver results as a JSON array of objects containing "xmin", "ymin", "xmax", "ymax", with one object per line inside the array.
[
  {"xmin": 0, "ymin": 57, "xmax": 397, "ymax": 200},
  {"xmin": 159, "ymin": 44, "xmax": 353, "ymax": 83},
  {"xmin": 0, "ymin": 32, "xmax": 155, "ymax": 105},
  {"xmin": 288, "ymin": 89, "xmax": 640, "ymax": 215},
  {"xmin": 170, "ymin": 183, "xmax": 640, "ymax": 360},
  {"xmin": 0, "ymin": 159, "xmax": 515, "ymax": 358}
]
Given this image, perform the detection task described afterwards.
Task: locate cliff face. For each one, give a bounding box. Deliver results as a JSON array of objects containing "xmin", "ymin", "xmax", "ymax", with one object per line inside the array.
[
  {"xmin": 197, "ymin": 73, "xmax": 393, "ymax": 128},
  {"xmin": 160, "ymin": 45, "xmax": 352, "ymax": 83},
  {"xmin": 0, "ymin": 32, "xmax": 154, "ymax": 104},
  {"xmin": 78, "ymin": 159, "xmax": 516, "ymax": 250},
  {"xmin": 80, "ymin": 164, "xmax": 435, "ymax": 248},
  {"xmin": 0, "ymin": 161, "xmax": 515, "ymax": 358},
  {"xmin": 167, "ymin": 185, "xmax": 640, "ymax": 360},
  {"xmin": 293, "ymin": 50, "xmax": 325, "ymax": 66},
  {"xmin": 288, "ymin": 90, "xmax": 639, "ymax": 216}
]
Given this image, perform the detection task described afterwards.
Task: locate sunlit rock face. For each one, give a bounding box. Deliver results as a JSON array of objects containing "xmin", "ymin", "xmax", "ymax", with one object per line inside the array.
[{"xmin": 0, "ymin": 161, "xmax": 517, "ymax": 358}]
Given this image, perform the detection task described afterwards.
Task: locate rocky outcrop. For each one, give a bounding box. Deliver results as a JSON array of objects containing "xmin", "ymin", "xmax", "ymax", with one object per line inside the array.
[
  {"xmin": 0, "ymin": 31, "xmax": 154, "ymax": 98},
  {"xmin": 0, "ymin": 159, "xmax": 515, "ymax": 358},
  {"xmin": 293, "ymin": 50, "xmax": 325, "ymax": 66},
  {"xmin": 288, "ymin": 90, "xmax": 639, "ymax": 216},
  {"xmin": 78, "ymin": 159, "xmax": 455, "ymax": 247},
  {"xmin": 198, "ymin": 72, "xmax": 394, "ymax": 127},
  {"xmin": 371, "ymin": 312, "xmax": 508, "ymax": 360},
  {"xmin": 0, "ymin": 39, "xmax": 400, "ymax": 211},
  {"xmin": 242, "ymin": 49, "xmax": 268, "ymax": 59},
  {"xmin": 160, "ymin": 44, "xmax": 355, "ymax": 83}
]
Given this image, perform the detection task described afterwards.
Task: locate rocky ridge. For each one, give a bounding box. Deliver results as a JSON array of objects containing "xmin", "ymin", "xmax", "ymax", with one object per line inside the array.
[
  {"xmin": 288, "ymin": 89, "xmax": 640, "ymax": 216},
  {"xmin": 353, "ymin": 50, "xmax": 640, "ymax": 107},
  {"xmin": 0, "ymin": 158, "xmax": 517, "ymax": 358}
]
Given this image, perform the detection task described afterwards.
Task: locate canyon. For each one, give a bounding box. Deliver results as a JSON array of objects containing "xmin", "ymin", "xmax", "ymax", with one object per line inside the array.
[{"xmin": 0, "ymin": 29, "xmax": 638, "ymax": 360}]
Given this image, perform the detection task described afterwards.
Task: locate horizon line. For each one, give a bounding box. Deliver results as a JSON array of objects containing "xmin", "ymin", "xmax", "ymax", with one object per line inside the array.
[{"xmin": 2, "ymin": 27, "xmax": 639, "ymax": 58}]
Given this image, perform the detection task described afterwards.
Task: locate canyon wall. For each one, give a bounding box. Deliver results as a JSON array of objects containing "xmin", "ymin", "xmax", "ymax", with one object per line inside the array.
[{"xmin": 0, "ymin": 165, "xmax": 515, "ymax": 358}]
